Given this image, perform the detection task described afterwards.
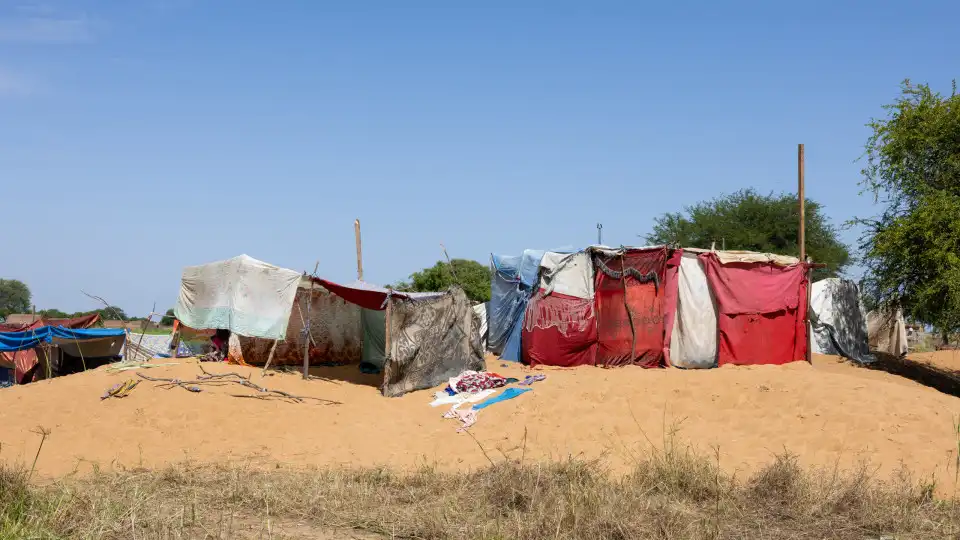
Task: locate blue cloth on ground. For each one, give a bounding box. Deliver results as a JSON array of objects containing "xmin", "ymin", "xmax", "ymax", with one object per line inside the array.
[{"xmin": 472, "ymin": 387, "xmax": 531, "ymax": 410}]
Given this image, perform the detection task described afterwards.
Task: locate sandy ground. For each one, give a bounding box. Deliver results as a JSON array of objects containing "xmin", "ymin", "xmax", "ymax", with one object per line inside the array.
[
  {"xmin": 1, "ymin": 354, "xmax": 959, "ymax": 489},
  {"xmin": 909, "ymin": 350, "xmax": 960, "ymax": 375}
]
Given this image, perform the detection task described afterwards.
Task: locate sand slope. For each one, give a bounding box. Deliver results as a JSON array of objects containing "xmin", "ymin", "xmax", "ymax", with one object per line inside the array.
[{"xmin": 1, "ymin": 355, "xmax": 958, "ymax": 487}]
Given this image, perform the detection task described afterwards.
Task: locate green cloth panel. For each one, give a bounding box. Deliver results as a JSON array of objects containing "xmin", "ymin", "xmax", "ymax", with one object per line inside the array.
[{"xmin": 361, "ymin": 308, "xmax": 387, "ymax": 368}]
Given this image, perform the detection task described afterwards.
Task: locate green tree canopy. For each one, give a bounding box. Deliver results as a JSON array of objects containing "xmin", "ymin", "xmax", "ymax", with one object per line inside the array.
[
  {"xmin": 161, "ymin": 309, "xmax": 176, "ymax": 326},
  {"xmin": 645, "ymin": 189, "xmax": 851, "ymax": 279},
  {"xmin": 858, "ymin": 80, "xmax": 960, "ymax": 342},
  {"xmin": 0, "ymin": 279, "xmax": 31, "ymax": 317},
  {"xmin": 396, "ymin": 259, "xmax": 491, "ymax": 303}
]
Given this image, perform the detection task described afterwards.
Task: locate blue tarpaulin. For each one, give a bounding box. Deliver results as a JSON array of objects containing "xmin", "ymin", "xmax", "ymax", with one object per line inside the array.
[
  {"xmin": 0, "ymin": 326, "xmax": 126, "ymax": 353},
  {"xmin": 488, "ymin": 250, "xmax": 546, "ymax": 362}
]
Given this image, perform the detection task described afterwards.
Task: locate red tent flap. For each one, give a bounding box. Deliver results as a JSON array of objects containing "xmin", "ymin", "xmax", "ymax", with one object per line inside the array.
[
  {"xmin": 700, "ymin": 255, "xmax": 804, "ymax": 315},
  {"xmin": 594, "ymin": 247, "xmax": 669, "ymax": 368},
  {"xmin": 522, "ymin": 291, "xmax": 597, "ymax": 367},
  {"xmin": 700, "ymin": 253, "xmax": 808, "ymax": 366}
]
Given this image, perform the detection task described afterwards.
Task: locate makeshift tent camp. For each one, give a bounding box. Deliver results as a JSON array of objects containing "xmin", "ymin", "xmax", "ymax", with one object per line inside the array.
[
  {"xmin": 867, "ymin": 309, "xmax": 909, "ymax": 356},
  {"xmin": 0, "ymin": 326, "xmax": 125, "ymax": 381},
  {"xmin": 809, "ymin": 278, "xmax": 873, "ymax": 363},
  {"xmin": 175, "ymin": 255, "xmax": 483, "ymax": 396},
  {"xmin": 496, "ymin": 246, "xmax": 810, "ymax": 369}
]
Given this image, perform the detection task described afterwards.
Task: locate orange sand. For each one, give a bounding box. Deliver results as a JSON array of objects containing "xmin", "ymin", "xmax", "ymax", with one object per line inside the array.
[
  {"xmin": 909, "ymin": 350, "xmax": 960, "ymax": 375},
  {"xmin": 1, "ymin": 354, "xmax": 958, "ymax": 487}
]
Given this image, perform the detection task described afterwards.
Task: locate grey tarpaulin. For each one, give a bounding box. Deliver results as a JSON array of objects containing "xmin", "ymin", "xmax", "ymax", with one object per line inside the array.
[
  {"xmin": 809, "ymin": 278, "xmax": 874, "ymax": 363},
  {"xmin": 382, "ymin": 286, "xmax": 484, "ymax": 397}
]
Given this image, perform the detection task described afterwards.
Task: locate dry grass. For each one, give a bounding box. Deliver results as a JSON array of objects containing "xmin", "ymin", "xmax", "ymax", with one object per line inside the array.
[{"xmin": 3, "ymin": 436, "xmax": 960, "ymax": 540}]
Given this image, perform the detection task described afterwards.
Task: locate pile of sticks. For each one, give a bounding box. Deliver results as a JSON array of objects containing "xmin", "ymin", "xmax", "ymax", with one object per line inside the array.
[{"xmin": 136, "ymin": 364, "xmax": 341, "ymax": 405}]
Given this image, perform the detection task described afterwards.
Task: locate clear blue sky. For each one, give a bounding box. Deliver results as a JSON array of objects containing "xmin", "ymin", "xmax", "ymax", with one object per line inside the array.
[{"xmin": 1, "ymin": 0, "xmax": 956, "ymax": 316}]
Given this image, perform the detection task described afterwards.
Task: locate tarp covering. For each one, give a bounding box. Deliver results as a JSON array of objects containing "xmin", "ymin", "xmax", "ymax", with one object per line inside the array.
[
  {"xmin": 239, "ymin": 285, "xmax": 362, "ymax": 366},
  {"xmin": 175, "ymin": 254, "xmax": 301, "ymax": 340},
  {"xmin": 809, "ymin": 279, "xmax": 873, "ymax": 363},
  {"xmin": 523, "ymin": 250, "xmax": 598, "ymax": 367},
  {"xmin": 382, "ymin": 287, "xmax": 484, "ymax": 397},
  {"xmin": 669, "ymin": 252, "xmax": 719, "ymax": 369},
  {"xmin": 523, "ymin": 291, "xmax": 597, "ymax": 367},
  {"xmin": 0, "ymin": 314, "xmax": 102, "ymax": 382},
  {"xmin": 473, "ymin": 302, "xmax": 489, "ymax": 349},
  {"xmin": 313, "ymin": 279, "xmax": 444, "ymax": 311},
  {"xmin": 867, "ymin": 309, "xmax": 908, "ymax": 356},
  {"xmin": 361, "ymin": 308, "xmax": 387, "ymax": 369},
  {"xmin": 539, "ymin": 252, "xmax": 595, "ymax": 299},
  {"xmin": 593, "ymin": 247, "xmax": 672, "ymax": 367},
  {"xmin": 0, "ymin": 326, "xmax": 125, "ymax": 353},
  {"xmin": 124, "ymin": 333, "xmax": 200, "ymax": 362},
  {"xmin": 488, "ymin": 250, "xmax": 545, "ymax": 361},
  {"xmin": 701, "ymin": 254, "xmax": 808, "ymax": 365}
]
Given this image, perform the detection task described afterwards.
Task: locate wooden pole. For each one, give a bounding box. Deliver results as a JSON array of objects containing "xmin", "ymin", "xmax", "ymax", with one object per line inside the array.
[
  {"xmin": 354, "ymin": 219, "xmax": 364, "ymax": 281},
  {"xmin": 798, "ymin": 144, "xmax": 806, "ymax": 261},
  {"xmin": 261, "ymin": 339, "xmax": 279, "ymax": 376},
  {"xmin": 799, "ymin": 143, "xmax": 812, "ymax": 363},
  {"xmin": 302, "ymin": 283, "xmax": 312, "ymax": 379},
  {"xmin": 384, "ymin": 295, "xmax": 392, "ymax": 367}
]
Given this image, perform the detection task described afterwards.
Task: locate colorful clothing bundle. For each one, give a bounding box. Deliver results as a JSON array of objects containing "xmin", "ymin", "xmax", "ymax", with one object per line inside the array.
[{"xmin": 450, "ymin": 370, "xmax": 508, "ymax": 394}]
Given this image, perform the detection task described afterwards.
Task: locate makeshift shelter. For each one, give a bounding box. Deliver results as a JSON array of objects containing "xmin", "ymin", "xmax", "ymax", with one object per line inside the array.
[
  {"xmin": 867, "ymin": 309, "xmax": 909, "ymax": 356},
  {"xmin": 175, "ymin": 254, "xmax": 302, "ymax": 340},
  {"xmin": 809, "ymin": 278, "xmax": 873, "ymax": 363},
  {"xmin": 175, "ymin": 255, "xmax": 483, "ymax": 396},
  {"xmin": 523, "ymin": 251, "xmax": 598, "ymax": 367},
  {"xmin": 0, "ymin": 326, "xmax": 125, "ymax": 381},
  {"xmin": 0, "ymin": 313, "xmax": 103, "ymax": 383},
  {"xmin": 488, "ymin": 250, "xmax": 545, "ymax": 361},
  {"xmin": 312, "ymin": 279, "xmax": 484, "ymax": 397},
  {"xmin": 496, "ymin": 246, "xmax": 810, "ymax": 369}
]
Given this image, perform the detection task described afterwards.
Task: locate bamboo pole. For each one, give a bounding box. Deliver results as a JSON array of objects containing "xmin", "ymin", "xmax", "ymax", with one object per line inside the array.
[{"xmin": 355, "ymin": 219, "xmax": 363, "ymax": 281}]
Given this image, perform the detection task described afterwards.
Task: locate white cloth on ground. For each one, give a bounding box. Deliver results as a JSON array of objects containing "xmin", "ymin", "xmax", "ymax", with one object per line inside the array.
[{"xmin": 429, "ymin": 389, "xmax": 496, "ymax": 407}]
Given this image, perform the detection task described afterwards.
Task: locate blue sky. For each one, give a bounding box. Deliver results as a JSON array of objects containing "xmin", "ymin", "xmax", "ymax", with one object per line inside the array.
[{"xmin": 1, "ymin": 0, "xmax": 956, "ymax": 316}]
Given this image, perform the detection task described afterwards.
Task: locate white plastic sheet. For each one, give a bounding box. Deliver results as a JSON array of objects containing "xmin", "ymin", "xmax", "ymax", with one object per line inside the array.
[
  {"xmin": 669, "ymin": 252, "xmax": 718, "ymax": 368},
  {"xmin": 539, "ymin": 251, "xmax": 594, "ymax": 299},
  {"xmin": 809, "ymin": 279, "xmax": 873, "ymax": 363},
  {"xmin": 175, "ymin": 254, "xmax": 301, "ymax": 340}
]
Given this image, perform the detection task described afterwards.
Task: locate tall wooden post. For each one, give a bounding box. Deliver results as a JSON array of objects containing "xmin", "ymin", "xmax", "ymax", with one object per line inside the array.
[
  {"xmin": 799, "ymin": 143, "xmax": 811, "ymax": 363},
  {"xmin": 798, "ymin": 144, "xmax": 806, "ymax": 261},
  {"xmin": 354, "ymin": 219, "xmax": 364, "ymax": 281}
]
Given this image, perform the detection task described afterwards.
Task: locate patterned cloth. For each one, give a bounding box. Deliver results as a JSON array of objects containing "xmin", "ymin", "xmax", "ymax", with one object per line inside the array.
[{"xmin": 453, "ymin": 371, "xmax": 507, "ymax": 394}]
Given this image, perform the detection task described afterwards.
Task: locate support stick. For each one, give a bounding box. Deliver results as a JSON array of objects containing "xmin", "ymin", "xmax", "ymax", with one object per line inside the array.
[
  {"xmin": 799, "ymin": 143, "xmax": 811, "ymax": 364},
  {"xmin": 354, "ymin": 219, "xmax": 363, "ymax": 281},
  {"xmin": 302, "ymin": 284, "xmax": 311, "ymax": 379},
  {"xmin": 261, "ymin": 339, "xmax": 279, "ymax": 376}
]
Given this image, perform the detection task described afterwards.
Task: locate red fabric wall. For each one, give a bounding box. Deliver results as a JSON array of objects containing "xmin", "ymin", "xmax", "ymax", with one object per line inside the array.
[
  {"xmin": 522, "ymin": 291, "xmax": 597, "ymax": 367},
  {"xmin": 594, "ymin": 247, "xmax": 670, "ymax": 368},
  {"xmin": 700, "ymin": 254, "xmax": 808, "ymax": 366}
]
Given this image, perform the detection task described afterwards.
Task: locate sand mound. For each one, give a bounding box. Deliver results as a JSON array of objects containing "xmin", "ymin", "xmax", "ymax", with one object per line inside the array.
[
  {"xmin": 910, "ymin": 350, "xmax": 960, "ymax": 375},
  {"xmin": 1, "ymin": 355, "xmax": 958, "ymax": 486}
]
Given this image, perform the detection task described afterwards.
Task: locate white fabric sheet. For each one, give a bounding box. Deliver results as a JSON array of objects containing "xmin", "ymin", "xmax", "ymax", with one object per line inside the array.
[
  {"xmin": 175, "ymin": 254, "xmax": 301, "ymax": 340},
  {"xmin": 669, "ymin": 252, "xmax": 718, "ymax": 368},
  {"xmin": 539, "ymin": 251, "xmax": 594, "ymax": 299},
  {"xmin": 473, "ymin": 302, "xmax": 489, "ymax": 349},
  {"xmin": 809, "ymin": 279, "xmax": 873, "ymax": 363},
  {"xmin": 867, "ymin": 309, "xmax": 909, "ymax": 356}
]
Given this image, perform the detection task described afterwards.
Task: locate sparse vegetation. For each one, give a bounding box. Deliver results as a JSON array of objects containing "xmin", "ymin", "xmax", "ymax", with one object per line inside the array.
[{"xmin": 2, "ymin": 441, "xmax": 959, "ymax": 539}]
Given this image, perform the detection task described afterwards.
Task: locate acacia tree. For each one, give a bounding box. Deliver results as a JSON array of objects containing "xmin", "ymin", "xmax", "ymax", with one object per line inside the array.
[
  {"xmin": 0, "ymin": 279, "xmax": 31, "ymax": 318},
  {"xmin": 646, "ymin": 189, "xmax": 851, "ymax": 279},
  {"xmin": 858, "ymin": 80, "xmax": 960, "ymax": 344},
  {"xmin": 395, "ymin": 259, "xmax": 491, "ymax": 303}
]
